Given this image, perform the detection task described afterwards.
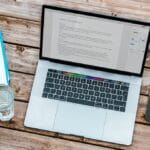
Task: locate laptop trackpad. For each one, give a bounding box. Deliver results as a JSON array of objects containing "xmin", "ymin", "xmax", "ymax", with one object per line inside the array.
[{"xmin": 53, "ymin": 102, "xmax": 106, "ymax": 139}]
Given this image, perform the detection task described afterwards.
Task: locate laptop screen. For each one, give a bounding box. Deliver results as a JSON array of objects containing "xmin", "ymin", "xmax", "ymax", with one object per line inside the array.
[{"xmin": 41, "ymin": 7, "xmax": 150, "ymax": 75}]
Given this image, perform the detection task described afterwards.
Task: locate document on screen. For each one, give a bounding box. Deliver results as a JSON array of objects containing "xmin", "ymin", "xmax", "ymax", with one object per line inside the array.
[{"xmin": 42, "ymin": 9, "xmax": 149, "ymax": 74}]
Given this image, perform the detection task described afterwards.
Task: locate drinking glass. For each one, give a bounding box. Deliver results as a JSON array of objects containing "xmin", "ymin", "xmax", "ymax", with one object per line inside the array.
[{"xmin": 0, "ymin": 86, "xmax": 14, "ymax": 121}]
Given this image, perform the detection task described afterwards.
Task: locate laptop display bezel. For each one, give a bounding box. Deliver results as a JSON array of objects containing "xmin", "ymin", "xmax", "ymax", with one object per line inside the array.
[{"xmin": 40, "ymin": 5, "xmax": 150, "ymax": 77}]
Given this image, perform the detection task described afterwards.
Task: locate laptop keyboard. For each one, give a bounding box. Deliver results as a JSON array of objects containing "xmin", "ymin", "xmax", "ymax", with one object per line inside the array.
[{"xmin": 42, "ymin": 69, "xmax": 130, "ymax": 112}]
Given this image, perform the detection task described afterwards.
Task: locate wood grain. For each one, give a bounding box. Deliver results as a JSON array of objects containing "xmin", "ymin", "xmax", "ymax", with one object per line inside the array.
[
  {"xmin": 0, "ymin": 127, "xmax": 113, "ymax": 150},
  {"xmin": 145, "ymin": 49, "xmax": 150, "ymax": 68},
  {"xmin": 136, "ymin": 95, "xmax": 148, "ymax": 124},
  {"xmin": 0, "ymin": 15, "xmax": 40, "ymax": 47},
  {"xmin": 141, "ymin": 69, "xmax": 150, "ymax": 95},
  {"xmin": 0, "ymin": 0, "xmax": 149, "ymax": 22},
  {"xmin": 10, "ymin": 72, "xmax": 34, "ymax": 101},
  {"xmin": 6, "ymin": 43, "xmax": 39, "ymax": 74}
]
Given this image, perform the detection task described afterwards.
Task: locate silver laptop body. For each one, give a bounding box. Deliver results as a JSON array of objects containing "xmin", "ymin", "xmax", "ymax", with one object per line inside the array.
[{"xmin": 25, "ymin": 5, "xmax": 150, "ymax": 145}]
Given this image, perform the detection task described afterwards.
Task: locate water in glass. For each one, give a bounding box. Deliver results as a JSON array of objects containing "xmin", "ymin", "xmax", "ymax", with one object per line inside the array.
[{"xmin": 0, "ymin": 86, "xmax": 14, "ymax": 121}]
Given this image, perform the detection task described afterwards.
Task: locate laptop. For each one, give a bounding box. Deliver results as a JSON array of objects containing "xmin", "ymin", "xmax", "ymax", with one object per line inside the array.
[{"xmin": 24, "ymin": 5, "xmax": 150, "ymax": 145}]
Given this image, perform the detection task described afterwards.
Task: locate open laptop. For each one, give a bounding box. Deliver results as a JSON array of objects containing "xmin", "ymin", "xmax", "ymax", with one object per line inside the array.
[{"xmin": 24, "ymin": 5, "xmax": 150, "ymax": 145}]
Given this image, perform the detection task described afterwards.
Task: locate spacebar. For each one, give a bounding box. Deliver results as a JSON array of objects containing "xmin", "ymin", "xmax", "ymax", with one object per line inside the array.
[{"xmin": 67, "ymin": 97, "xmax": 94, "ymax": 106}]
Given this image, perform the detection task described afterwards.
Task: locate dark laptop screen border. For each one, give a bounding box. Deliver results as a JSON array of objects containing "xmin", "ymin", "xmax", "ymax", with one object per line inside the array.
[{"xmin": 40, "ymin": 5, "xmax": 150, "ymax": 77}]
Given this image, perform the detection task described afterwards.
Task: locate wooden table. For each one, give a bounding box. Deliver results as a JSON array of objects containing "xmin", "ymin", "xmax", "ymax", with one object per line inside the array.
[{"xmin": 0, "ymin": 0, "xmax": 150, "ymax": 149}]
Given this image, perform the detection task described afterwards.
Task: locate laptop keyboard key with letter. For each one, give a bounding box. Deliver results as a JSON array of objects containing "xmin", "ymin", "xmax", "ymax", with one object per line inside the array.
[{"xmin": 42, "ymin": 69, "xmax": 129, "ymax": 112}]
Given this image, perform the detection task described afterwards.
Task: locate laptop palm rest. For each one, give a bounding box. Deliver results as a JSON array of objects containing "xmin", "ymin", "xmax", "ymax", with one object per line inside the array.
[{"xmin": 53, "ymin": 102, "xmax": 107, "ymax": 139}]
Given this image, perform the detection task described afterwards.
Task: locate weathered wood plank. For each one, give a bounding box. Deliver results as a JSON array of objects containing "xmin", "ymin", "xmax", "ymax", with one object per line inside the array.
[
  {"xmin": 145, "ymin": 49, "xmax": 150, "ymax": 68},
  {"xmin": 6, "ymin": 43, "xmax": 39, "ymax": 74},
  {"xmin": 10, "ymin": 72, "xmax": 34, "ymax": 101},
  {"xmin": 0, "ymin": 100, "xmax": 150, "ymax": 150},
  {"xmin": 0, "ymin": 15, "xmax": 40, "ymax": 47},
  {"xmin": 0, "ymin": 127, "xmax": 113, "ymax": 150},
  {"xmin": 141, "ymin": 69, "xmax": 150, "ymax": 95},
  {"xmin": 0, "ymin": 0, "xmax": 149, "ymax": 22},
  {"xmin": 136, "ymin": 95, "xmax": 148, "ymax": 124}
]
